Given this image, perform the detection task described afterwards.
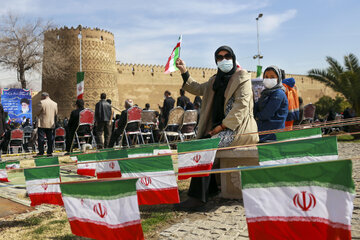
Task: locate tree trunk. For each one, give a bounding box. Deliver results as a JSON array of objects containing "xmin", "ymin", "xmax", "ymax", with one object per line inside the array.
[{"xmin": 18, "ymin": 63, "xmax": 27, "ymax": 89}]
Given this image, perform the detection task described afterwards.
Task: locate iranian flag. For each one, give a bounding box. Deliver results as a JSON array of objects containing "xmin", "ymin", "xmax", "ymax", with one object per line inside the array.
[
  {"xmin": 241, "ymin": 160, "xmax": 355, "ymax": 240},
  {"xmin": 0, "ymin": 162, "xmax": 9, "ymax": 182},
  {"xmin": 75, "ymin": 153, "xmax": 97, "ymax": 177},
  {"xmin": 275, "ymin": 127, "xmax": 322, "ymax": 141},
  {"xmin": 60, "ymin": 179, "xmax": 144, "ymax": 240},
  {"xmin": 258, "ymin": 136, "xmax": 338, "ymax": 166},
  {"xmin": 164, "ymin": 35, "xmax": 182, "ymax": 74},
  {"xmin": 153, "ymin": 144, "xmax": 172, "ymax": 155},
  {"xmin": 24, "ymin": 166, "xmax": 63, "ymax": 206},
  {"xmin": 77, "ymin": 72, "xmax": 85, "ymax": 99},
  {"xmin": 5, "ymin": 114, "xmax": 10, "ymax": 124},
  {"xmin": 177, "ymin": 138, "xmax": 220, "ymax": 180},
  {"xmin": 5, "ymin": 161, "xmax": 20, "ymax": 170},
  {"xmin": 120, "ymin": 149, "xmax": 179, "ymax": 205},
  {"xmin": 96, "ymin": 150, "xmax": 127, "ymax": 179}
]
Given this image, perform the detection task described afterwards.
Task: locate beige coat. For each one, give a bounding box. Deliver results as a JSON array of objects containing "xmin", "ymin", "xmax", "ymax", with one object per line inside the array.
[
  {"xmin": 183, "ymin": 69, "xmax": 259, "ymax": 146},
  {"xmin": 36, "ymin": 97, "xmax": 58, "ymax": 129}
]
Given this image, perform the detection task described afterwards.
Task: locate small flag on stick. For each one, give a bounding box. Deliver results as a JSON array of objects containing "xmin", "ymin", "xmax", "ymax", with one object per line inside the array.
[
  {"xmin": 77, "ymin": 72, "xmax": 85, "ymax": 99},
  {"xmin": 164, "ymin": 35, "xmax": 182, "ymax": 74}
]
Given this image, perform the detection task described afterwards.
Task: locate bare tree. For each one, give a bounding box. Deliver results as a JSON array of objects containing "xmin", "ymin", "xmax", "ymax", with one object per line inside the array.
[{"xmin": 0, "ymin": 13, "xmax": 52, "ymax": 89}]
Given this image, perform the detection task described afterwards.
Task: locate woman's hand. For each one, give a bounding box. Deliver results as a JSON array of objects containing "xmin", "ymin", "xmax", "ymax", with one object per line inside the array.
[
  {"xmin": 208, "ymin": 124, "xmax": 226, "ymax": 136},
  {"xmin": 176, "ymin": 58, "xmax": 187, "ymax": 74}
]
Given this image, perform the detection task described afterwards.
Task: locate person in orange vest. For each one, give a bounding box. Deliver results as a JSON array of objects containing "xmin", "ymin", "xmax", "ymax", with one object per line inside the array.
[{"xmin": 282, "ymin": 78, "xmax": 300, "ymax": 129}]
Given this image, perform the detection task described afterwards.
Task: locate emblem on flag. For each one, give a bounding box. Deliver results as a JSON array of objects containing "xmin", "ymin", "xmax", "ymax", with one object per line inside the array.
[
  {"xmin": 293, "ymin": 191, "xmax": 316, "ymax": 211},
  {"xmin": 93, "ymin": 203, "xmax": 107, "ymax": 218},
  {"xmin": 140, "ymin": 177, "xmax": 152, "ymax": 186},
  {"xmin": 192, "ymin": 154, "xmax": 201, "ymax": 163}
]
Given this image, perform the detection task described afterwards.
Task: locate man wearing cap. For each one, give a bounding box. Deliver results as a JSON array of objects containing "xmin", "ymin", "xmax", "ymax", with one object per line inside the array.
[
  {"xmin": 35, "ymin": 92, "xmax": 58, "ymax": 156},
  {"xmin": 95, "ymin": 93, "xmax": 112, "ymax": 149},
  {"xmin": 108, "ymin": 99, "xmax": 133, "ymax": 148}
]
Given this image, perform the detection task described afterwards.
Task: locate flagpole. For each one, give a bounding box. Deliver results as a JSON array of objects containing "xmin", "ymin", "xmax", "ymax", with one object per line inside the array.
[{"xmin": 79, "ymin": 25, "xmax": 82, "ymax": 72}]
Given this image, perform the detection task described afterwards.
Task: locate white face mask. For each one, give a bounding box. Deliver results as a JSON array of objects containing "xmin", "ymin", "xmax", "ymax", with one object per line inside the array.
[
  {"xmin": 217, "ymin": 59, "xmax": 233, "ymax": 73},
  {"xmin": 263, "ymin": 78, "xmax": 278, "ymax": 89}
]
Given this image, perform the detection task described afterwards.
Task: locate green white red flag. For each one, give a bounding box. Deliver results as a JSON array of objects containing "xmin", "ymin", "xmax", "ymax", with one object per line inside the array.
[
  {"xmin": 241, "ymin": 160, "xmax": 355, "ymax": 240},
  {"xmin": 177, "ymin": 138, "xmax": 220, "ymax": 180},
  {"xmin": 0, "ymin": 162, "xmax": 9, "ymax": 182},
  {"xmin": 275, "ymin": 127, "xmax": 322, "ymax": 141},
  {"xmin": 75, "ymin": 153, "xmax": 97, "ymax": 177},
  {"xmin": 258, "ymin": 136, "xmax": 338, "ymax": 166},
  {"xmin": 164, "ymin": 35, "xmax": 182, "ymax": 74},
  {"xmin": 24, "ymin": 166, "xmax": 63, "ymax": 206},
  {"xmin": 96, "ymin": 150, "xmax": 127, "ymax": 179},
  {"xmin": 5, "ymin": 161, "xmax": 20, "ymax": 170},
  {"xmin": 120, "ymin": 148, "xmax": 179, "ymax": 205},
  {"xmin": 61, "ymin": 179, "xmax": 143, "ymax": 240},
  {"xmin": 77, "ymin": 72, "xmax": 84, "ymax": 99}
]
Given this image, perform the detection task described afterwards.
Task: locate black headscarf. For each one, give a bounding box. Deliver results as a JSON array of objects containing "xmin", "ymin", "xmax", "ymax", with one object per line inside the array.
[{"xmin": 211, "ymin": 46, "xmax": 237, "ymax": 128}]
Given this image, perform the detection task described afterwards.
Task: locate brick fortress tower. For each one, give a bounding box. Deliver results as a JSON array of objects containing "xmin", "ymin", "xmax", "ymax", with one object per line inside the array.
[{"xmin": 42, "ymin": 26, "xmax": 119, "ymax": 117}]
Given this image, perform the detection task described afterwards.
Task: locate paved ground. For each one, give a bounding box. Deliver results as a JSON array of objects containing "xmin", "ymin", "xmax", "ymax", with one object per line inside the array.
[{"xmin": 157, "ymin": 141, "xmax": 360, "ymax": 239}]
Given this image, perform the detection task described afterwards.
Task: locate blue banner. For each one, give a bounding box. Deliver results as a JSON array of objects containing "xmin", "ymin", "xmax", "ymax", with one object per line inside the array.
[{"xmin": 1, "ymin": 88, "xmax": 32, "ymax": 125}]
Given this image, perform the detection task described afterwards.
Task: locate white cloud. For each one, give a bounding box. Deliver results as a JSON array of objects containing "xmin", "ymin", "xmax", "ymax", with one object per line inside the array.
[{"xmin": 260, "ymin": 9, "xmax": 297, "ymax": 33}]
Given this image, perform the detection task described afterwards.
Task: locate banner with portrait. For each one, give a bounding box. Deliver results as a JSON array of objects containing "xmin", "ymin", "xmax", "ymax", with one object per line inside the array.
[
  {"xmin": 251, "ymin": 79, "xmax": 264, "ymax": 103},
  {"xmin": 1, "ymin": 88, "xmax": 32, "ymax": 125}
]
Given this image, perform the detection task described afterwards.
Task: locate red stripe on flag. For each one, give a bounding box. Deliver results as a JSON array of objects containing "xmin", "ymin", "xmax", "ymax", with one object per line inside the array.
[
  {"xmin": 28, "ymin": 193, "xmax": 64, "ymax": 206},
  {"xmin": 247, "ymin": 218, "xmax": 351, "ymax": 240},
  {"xmin": 97, "ymin": 171, "xmax": 122, "ymax": 179},
  {"xmin": 77, "ymin": 93, "xmax": 83, "ymax": 100},
  {"xmin": 137, "ymin": 187, "xmax": 180, "ymax": 205},
  {"xmin": 0, "ymin": 178, "xmax": 9, "ymax": 182},
  {"xmin": 69, "ymin": 219, "xmax": 144, "ymax": 240},
  {"xmin": 178, "ymin": 163, "xmax": 213, "ymax": 180},
  {"xmin": 77, "ymin": 169, "xmax": 96, "ymax": 177}
]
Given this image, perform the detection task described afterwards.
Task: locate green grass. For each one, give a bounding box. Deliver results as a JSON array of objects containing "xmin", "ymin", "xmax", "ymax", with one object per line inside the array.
[
  {"xmin": 32, "ymin": 225, "xmax": 48, "ymax": 234},
  {"xmin": 24, "ymin": 216, "xmax": 42, "ymax": 226},
  {"xmin": 48, "ymin": 219, "xmax": 68, "ymax": 225},
  {"xmin": 337, "ymin": 135, "xmax": 355, "ymax": 141},
  {"xmin": 141, "ymin": 211, "xmax": 174, "ymax": 233}
]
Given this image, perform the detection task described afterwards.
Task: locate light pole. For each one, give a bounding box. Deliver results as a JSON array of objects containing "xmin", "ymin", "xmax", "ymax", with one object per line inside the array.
[{"xmin": 253, "ymin": 13, "xmax": 263, "ymax": 65}]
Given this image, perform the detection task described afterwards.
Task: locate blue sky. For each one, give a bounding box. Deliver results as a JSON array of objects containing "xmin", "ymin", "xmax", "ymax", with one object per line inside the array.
[{"xmin": 0, "ymin": 0, "xmax": 359, "ymax": 90}]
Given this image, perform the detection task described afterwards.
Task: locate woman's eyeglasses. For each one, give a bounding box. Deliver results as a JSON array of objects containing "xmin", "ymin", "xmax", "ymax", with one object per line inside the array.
[{"xmin": 216, "ymin": 53, "xmax": 232, "ymax": 61}]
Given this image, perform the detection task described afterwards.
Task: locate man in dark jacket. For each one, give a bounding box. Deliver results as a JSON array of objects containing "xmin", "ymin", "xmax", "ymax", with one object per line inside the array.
[
  {"xmin": 177, "ymin": 89, "xmax": 190, "ymax": 109},
  {"xmin": 95, "ymin": 93, "xmax": 112, "ymax": 149},
  {"xmin": 65, "ymin": 99, "xmax": 85, "ymax": 153},
  {"xmin": 158, "ymin": 90, "xmax": 175, "ymax": 127},
  {"xmin": 108, "ymin": 99, "xmax": 134, "ymax": 147}
]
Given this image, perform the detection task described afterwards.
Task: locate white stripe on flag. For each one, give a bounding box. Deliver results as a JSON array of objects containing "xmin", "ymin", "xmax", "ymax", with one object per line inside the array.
[
  {"xmin": 259, "ymin": 155, "xmax": 338, "ymax": 166},
  {"xmin": 177, "ymin": 150, "xmax": 216, "ymax": 168},
  {"xmin": 122, "ymin": 171, "xmax": 177, "ymax": 190},
  {"xmin": 63, "ymin": 195, "xmax": 140, "ymax": 225},
  {"xmin": 243, "ymin": 186, "xmax": 354, "ymax": 226},
  {"xmin": 26, "ymin": 178, "xmax": 61, "ymax": 194},
  {"xmin": 0, "ymin": 169, "xmax": 8, "ymax": 179}
]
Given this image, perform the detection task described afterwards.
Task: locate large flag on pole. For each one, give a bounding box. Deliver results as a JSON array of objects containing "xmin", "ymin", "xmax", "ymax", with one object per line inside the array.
[
  {"xmin": 77, "ymin": 72, "xmax": 85, "ymax": 99},
  {"xmin": 61, "ymin": 179, "xmax": 144, "ymax": 240},
  {"xmin": 164, "ymin": 35, "xmax": 182, "ymax": 74},
  {"xmin": 241, "ymin": 160, "xmax": 355, "ymax": 240},
  {"xmin": 258, "ymin": 136, "xmax": 338, "ymax": 166},
  {"xmin": 120, "ymin": 149, "xmax": 179, "ymax": 205},
  {"xmin": 177, "ymin": 138, "xmax": 220, "ymax": 180},
  {"xmin": 24, "ymin": 166, "xmax": 63, "ymax": 206}
]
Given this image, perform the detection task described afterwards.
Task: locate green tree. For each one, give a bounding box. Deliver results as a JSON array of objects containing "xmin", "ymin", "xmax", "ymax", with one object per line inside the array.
[
  {"xmin": 315, "ymin": 95, "xmax": 351, "ymax": 118},
  {"xmin": 308, "ymin": 53, "xmax": 360, "ymax": 116}
]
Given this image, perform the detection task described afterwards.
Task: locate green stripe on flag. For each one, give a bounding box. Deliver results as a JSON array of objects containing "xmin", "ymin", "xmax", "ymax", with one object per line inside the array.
[
  {"xmin": 275, "ymin": 128, "xmax": 322, "ymax": 141},
  {"xmin": 258, "ymin": 136, "xmax": 337, "ymax": 162},
  {"xmin": 76, "ymin": 72, "xmax": 84, "ymax": 84},
  {"xmin": 35, "ymin": 157, "xmax": 59, "ymax": 166},
  {"xmin": 177, "ymin": 138, "xmax": 220, "ymax": 152},
  {"xmin": 60, "ymin": 179, "xmax": 138, "ymax": 199},
  {"xmin": 127, "ymin": 146, "xmax": 154, "ymax": 155},
  {"xmin": 0, "ymin": 162, "xmax": 6, "ymax": 169},
  {"xmin": 241, "ymin": 160, "xmax": 355, "ymax": 193},
  {"xmin": 77, "ymin": 149, "xmax": 127, "ymax": 162},
  {"xmin": 119, "ymin": 155, "xmax": 173, "ymax": 174},
  {"xmin": 24, "ymin": 167, "xmax": 60, "ymax": 181}
]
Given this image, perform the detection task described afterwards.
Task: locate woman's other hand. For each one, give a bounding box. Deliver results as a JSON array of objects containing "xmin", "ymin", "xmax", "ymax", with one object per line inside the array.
[
  {"xmin": 208, "ymin": 124, "xmax": 226, "ymax": 136},
  {"xmin": 176, "ymin": 58, "xmax": 187, "ymax": 74}
]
